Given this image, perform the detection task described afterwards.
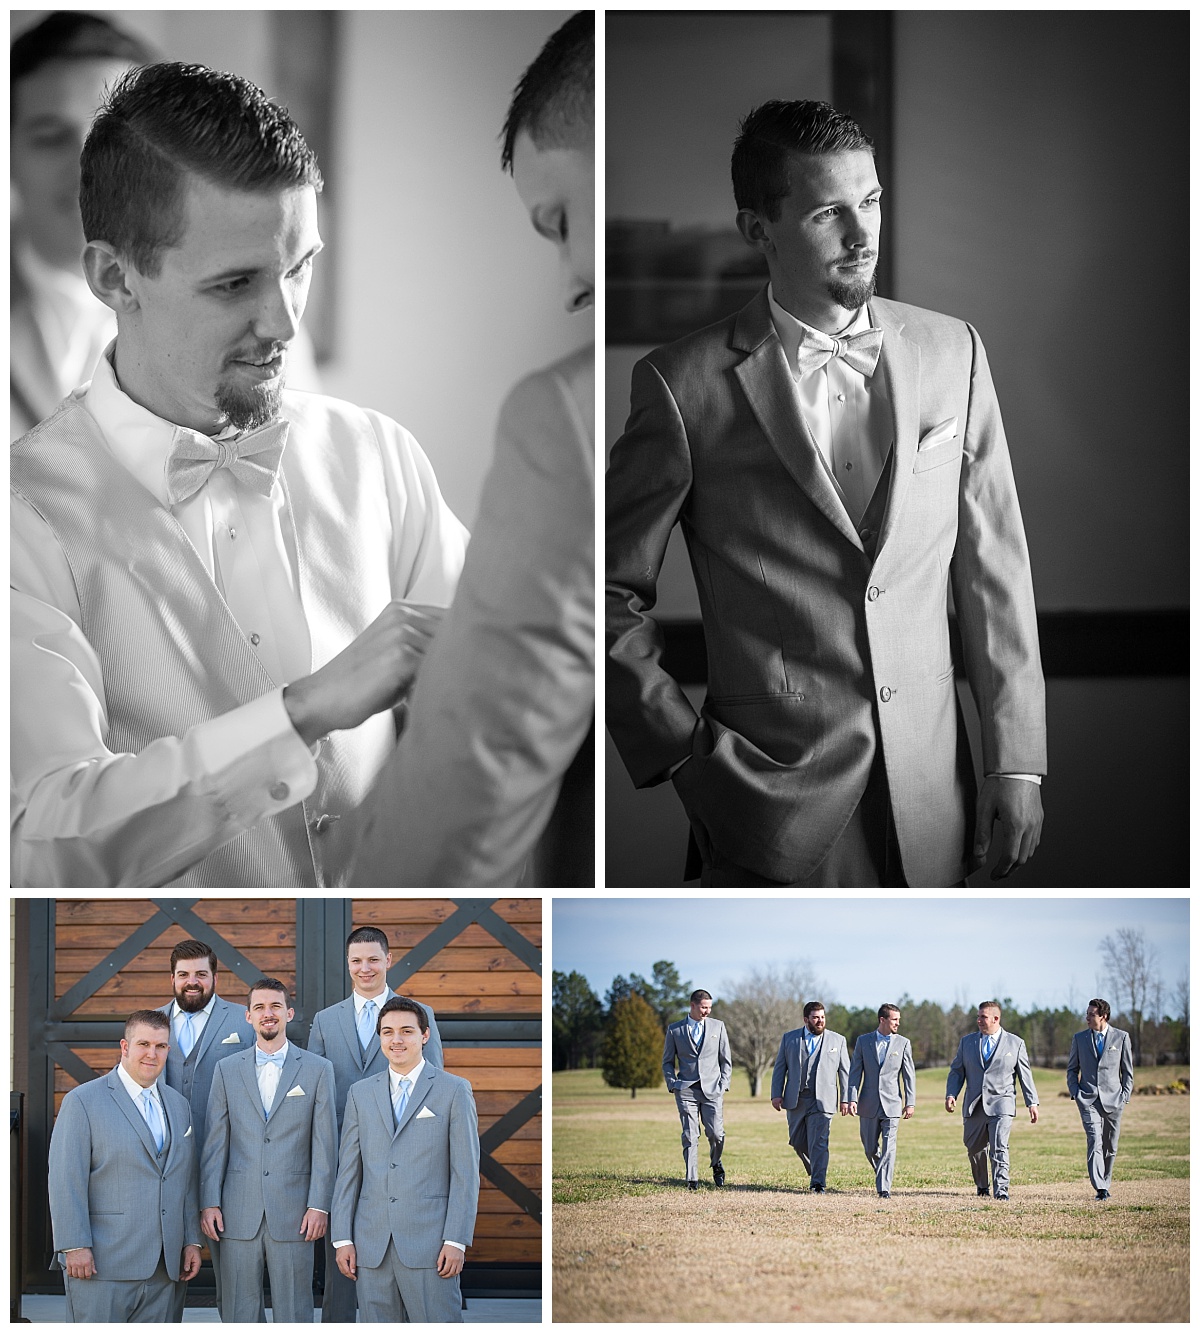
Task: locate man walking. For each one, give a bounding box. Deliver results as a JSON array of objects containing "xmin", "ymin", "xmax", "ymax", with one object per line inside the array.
[
  {"xmin": 846, "ymin": 1003, "xmax": 915, "ymax": 1197},
  {"xmin": 661, "ymin": 989, "xmax": 732, "ymax": 1190},
  {"xmin": 946, "ymin": 1000, "xmax": 1039, "ymax": 1199},
  {"xmin": 771, "ymin": 1002, "xmax": 850, "ymax": 1192},
  {"xmin": 1066, "ymin": 997, "xmax": 1134, "ymax": 1200}
]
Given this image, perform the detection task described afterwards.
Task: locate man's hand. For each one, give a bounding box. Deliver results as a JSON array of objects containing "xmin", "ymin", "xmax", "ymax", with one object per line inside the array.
[
  {"xmin": 849, "ymin": 1101, "xmax": 858, "ymax": 1117},
  {"xmin": 283, "ymin": 602, "xmax": 446, "ymax": 746},
  {"xmin": 770, "ymin": 1096, "xmax": 784, "ymax": 1112},
  {"xmin": 944, "ymin": 1096, "xmax": 957, "ymax": 1113},
  {"xmin": 336, "ymin": 1244, "xmax": 357, "ymax": 1280},
  {"xmin": 200, "ymin": 1207, "xmax": 224, "ymax": 1242},
  {"xmin": 971, "ymin": 775, "xmax": 1043, "ymax": 879},
  {"xmin": 902, "ymin": 1105, "xmax": 915, "ymax": 1120},
  {"xmin": 181, "ymin": 1244, "xmax": 202, "ymax": 1281},
  {"xmin": 64, "ymin": 1248, "xmax": 97, "ymax": 1280},
  {"xmin": 300, "ymin": 1208, "xmax": 328, "ymax": 1241},
  {"xmin": 437, "ymin": 1244, "xmax": 465, "ymax": 1278},
  {"xmin": 838, "ymin": 1101, "xmax": 850, "ymax": 1117},
  {"xmin": 1029, "ymin": 1105, "xmax": 1040, "ymax": 1124}
]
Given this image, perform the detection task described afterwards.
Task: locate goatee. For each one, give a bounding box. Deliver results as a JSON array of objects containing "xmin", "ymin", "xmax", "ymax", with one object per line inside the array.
[
  {"xmin": 827, "ymin": 266, "xmax": 877, "ymax": 312},
  {"xmin": 215, "ymin": 378, "xmax": 284, "ymax": 432}
]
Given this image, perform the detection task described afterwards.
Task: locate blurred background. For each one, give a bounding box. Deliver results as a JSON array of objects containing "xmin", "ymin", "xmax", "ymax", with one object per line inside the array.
[
  {"xmin": 606, "ymin": 11, "xmax": 1188, "ymax": 887},
  {"xmin": 11, "ymin": 8, "xmax": 592, "ymax": 529}
]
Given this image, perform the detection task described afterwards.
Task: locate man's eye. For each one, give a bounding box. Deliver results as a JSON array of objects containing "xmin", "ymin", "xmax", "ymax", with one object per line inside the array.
[{"xmin": 288, "ymin": 256, "xmax": 314, "ymax": 280}]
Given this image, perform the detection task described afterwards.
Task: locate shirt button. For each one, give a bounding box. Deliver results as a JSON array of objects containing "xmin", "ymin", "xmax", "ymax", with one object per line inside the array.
[
  {"xmin": 229, "ymin": 528, "xmax": 237, "ymax": 540},
  {"xmin": 879, "ymin": 686, "xmax": 892, "ymax": 703},
  {"xmin": 837, "ymin": 393, "xmax": 846, "ymax": 403},
  {"xmin": 845, "ymin": 461, "xmax": 853, "ymax": 471},
  {"xmin": 868, "ymin": 586, "xmax": 880, "ymax": 602},
  {"xmin": 270, "ymin": 781, "xmax": 289, "ymax": 801},
  {"xmin": 250, "ymin": 632, "xmax": 261, "ymax": 646}
]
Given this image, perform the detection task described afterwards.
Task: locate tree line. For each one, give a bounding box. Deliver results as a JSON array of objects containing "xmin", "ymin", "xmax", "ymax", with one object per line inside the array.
[{"xmin": 553, "ymin": 929, "xmax": 1189, "ymax": 1097}]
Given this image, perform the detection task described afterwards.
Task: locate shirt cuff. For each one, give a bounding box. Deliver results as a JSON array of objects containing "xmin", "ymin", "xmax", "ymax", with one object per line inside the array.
[
  {"xmin": 333, "ymin": 1240, "xmax": 352, "ymax": 1249},
  {"xmin": 988, "ymin": 772, "xmax": 1042, "ymax": 785},
  {"xmin": 443, "ymin": 1240, "xmax": 466, "ymax": 1252}
]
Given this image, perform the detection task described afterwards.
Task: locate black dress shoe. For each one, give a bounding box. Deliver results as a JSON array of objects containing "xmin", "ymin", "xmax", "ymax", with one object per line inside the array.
[
  {"xmin": 995, "ymin": 1194, "xmax": 1009, "ymax": 1201},
  {"xmin": 1095, "ymin": 1189, "xmax": 1110, "ymax": 1201},
  {"xmin": 977, "ymin": 1185, "xmax": 990, "ymax": 1197},
  {"xmin": 811, "ymin": 1183, "xmax": 826, "ymax": 1193},
  {"xmin": 713, "ymin": 1162, "xmax": 725, "ymax": 1187},
  {"xmin": 878, "ymin": 1192, "xmax": 890, "ymax": 1199},
  {"xmin": 687, "ymin": 1180, "xmax": 699, "ymax": 1191}
]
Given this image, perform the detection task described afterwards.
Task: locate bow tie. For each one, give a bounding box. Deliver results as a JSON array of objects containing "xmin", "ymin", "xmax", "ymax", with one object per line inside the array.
[
  {"xmin": 165, "ymin": 418, "xmax": 289, "ymax": 505},
  {"xmin": 795, "ymin": 324, "xmax": 883, "ymax": 379},
  {"xmin": 256, "ymin": 1049, "xmax": 286, "ymax": 1068}
]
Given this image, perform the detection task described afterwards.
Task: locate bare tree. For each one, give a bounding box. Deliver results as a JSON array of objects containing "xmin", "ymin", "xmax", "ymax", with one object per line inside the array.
[
  {"xmin": 1175, "ymin": 976, "xmax": 1190, "ymax": 1028},
  {"xmin": 1099, "ymin": 927, "xmax": 1158, "ymax": 1064},
  {"xmin": 715, "ymin": 962, "xmax": 823, "ymax": 1096}
]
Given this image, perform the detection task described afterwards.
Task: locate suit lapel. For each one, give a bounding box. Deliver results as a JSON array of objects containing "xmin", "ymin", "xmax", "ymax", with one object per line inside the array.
[
  {"xmin": 870, "ymin": 302, "xmax": 921, "ymax": 559},
  {"xmin": 162, "ymin": 1086, "xmax": 188, "ymax": 1172},
  {"xmin": 265, "ymin": 1046, "xmax": 303, "ymax": 1123},
  {"xmin": 193, "ymin": 996, "xmax": 231, "ymax": 1064},
  {"xmin": 240, "ymin": 1047, "xmax": 267, "ymax": 1117},
  {"xmin": 394, "ymin": 1064, "xmax": 438, "ymax": 1136},
  {"xmin": 108, "ymin": 1069, "xmax": 162, "ymax": 1166},
  {"xmin": 339, "ymin": 999, "xmax": 367, "ymax": 1072},
  {"xmin": 732, "ymin": 292, "xmax": 864, "ymax": 553}
]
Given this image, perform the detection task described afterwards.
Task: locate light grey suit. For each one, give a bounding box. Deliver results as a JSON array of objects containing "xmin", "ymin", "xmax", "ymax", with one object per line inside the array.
[
  {"xmin": 200, "ymin": 1043, "xmax": 338, "ymax": 1322},
  {"xmin": 307, "ymin": 990, "xmax": 442, "ymax": 1320},
  {"xmin": 662, "ymin": 1017, "xmax": 732, "ymax": 1182},
  {"xmin": 332, "ymin": 1064, "xmax": 480, "ymax": 1322},
  {"xmin": 771, "ymin": 1027, "xmax": 851, "ymax": 1188},
  {"xmin": 48, "ymin": 1068, "xmax": 201, "ymax": 1322},
  {"xmin": 159, "ymin": 993, "xmax": 256, "ymax": 1315},
  {"xmin": 946, "ymin": 1029, "xmax": 1039, "ymax": 1197},
  {"xmin": 847, "ymin": 1031, "xmax": 916, "ymax": 1195},
  {"xmin": 1066, "ymin": 1024, "xmax": 1134, "ymax": 1192}
]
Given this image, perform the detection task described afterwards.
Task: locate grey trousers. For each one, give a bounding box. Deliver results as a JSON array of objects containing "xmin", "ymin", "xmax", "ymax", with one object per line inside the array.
[
  {"xmin": 321, "ymin": 1233, "xmax": 359, "ymax": 1322},
  {"xmin": 65, "ymin": 1252, "xmax": 180, "ymax": 1322},
  {"xmin": 786, "ymin": 1096, "xmax": 833, "ymax": 1186},
  {"xmin": 220, "ymin": 1216, "xmax": 314, "ymax": 1323},
  {"xmin": 1077, "ymin": 1098, "xmax": 1124, "ymax": 1190},
  {"xmin": 963, "ymin": 1103, "xmax": 1014, "ymax": 1196},
  {"xmin": 859, "ymin": 1114, "xmax": 900, "ymax": 1194},
  {"xmin": 170, "ymin": 1236, "xmax": 258, "ymax": 1321},
  {"xmin": 357, "ymin": 1237, "xmax": 463, "ymax": 1323},
  {"xmin": 674, "ymin": 1083, "xmax": 725, "ymax": 1181}
]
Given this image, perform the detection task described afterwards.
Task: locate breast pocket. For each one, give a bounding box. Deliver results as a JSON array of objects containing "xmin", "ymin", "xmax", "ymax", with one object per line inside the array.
[{"xmin": 913, "ymin": 440, "xmax": 963, "ymax": 473}]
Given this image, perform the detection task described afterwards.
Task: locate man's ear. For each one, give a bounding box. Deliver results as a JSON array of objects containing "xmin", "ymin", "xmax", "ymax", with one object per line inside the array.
[
  {"xmin": 83, "ymin": 240, "xmax": 141, "ymax": 314},
  {"xmin": 735, "ymin": 208, "xmax": 774, "ymax": 256}
]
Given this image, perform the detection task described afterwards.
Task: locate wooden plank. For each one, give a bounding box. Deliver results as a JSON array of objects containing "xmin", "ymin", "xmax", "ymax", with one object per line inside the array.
[
  {"xmin": 447, "ymin": 1067, "xmax": 540, "ymax": 1092},
  {"xmin": 488, "ymin": 1140, "xmax": 541, "ymax": 1165},
  {"xmin": 444, "ymin": 1048, "xmax": 540, "ymax": 1068},
  {"xmin": 56, "ymin": 901, "xmax": 158, "ymax": 925},
  {"xmin": 471, "ymin": 1239, "xmax": 540, "ymax": 1262},
  {"xmin": 55, "ymin": 900, "xmax": 296, "ymax": 925},
  {"xmin": 55, "ymin": 922, "xmax": 298, "ymax": 951},
  {"xmin": 471, "ymin": 1215, "xmax": 539, "ymax": 1237},
  {"xmin": 489, "ymin": 899, "xmax": 542, "ymax": 923},
  {"xmin": 54, "ymin": 949, "xmax": 298, "ymax": 973},
  {"xmin": 395, "ymin": 974, "xmax": 540, "ymax": 997}
]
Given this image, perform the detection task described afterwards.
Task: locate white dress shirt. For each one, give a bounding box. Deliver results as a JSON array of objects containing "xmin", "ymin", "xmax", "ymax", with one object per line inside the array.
[
  {"xmin": 116, "ymin": 1062, "xmax": 166, "ymax": 1114},
  {"xmin": 256, "ymin": 1039, "xmax": 288, "ymax": 1113},
  {"xmin": 171, "ymin": 992, "xmax": 217, "ymax": 1053}
]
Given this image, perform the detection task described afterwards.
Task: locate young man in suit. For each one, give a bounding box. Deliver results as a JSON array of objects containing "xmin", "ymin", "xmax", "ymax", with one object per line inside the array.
[
  {"xmin": 308, "ymin": 925, "xmax": 443, "ymax": 1320},
  {"xmin": 661, "ymin": 988, "xmax": 732, "ymax": 1190},
  {"xmin": 846, "ymin": 1002, "xmax": 916, "ymax": 1197},
  {"xmin": 332, "ymin": 996, "xmax": 480, "ymax": 1322},
  {"xmin": 48, "ymin": 1009, "xmax": 202, "ymax": 1321},
  {"xmin": 158, "ymin": 937, "xmax": 257, "ymax": 1315},
  {"xmin": 1066, "ymin": 997, "xmax": 1135, "ymax": 1201},
  {"xmin": 945, "ymin": 1000, "xmax": 1039, "ymax": 1200},
  {"xmin": 771, "ymin": 1001, "xmax": 851, "ymax": 1193},
  {"xmin": 607, "ymin": 98, "xmax": 1046, "ymax": 887},
  {"xmin": 200, "ymin": 978, "xmax": 338, "ymax": 1322}
]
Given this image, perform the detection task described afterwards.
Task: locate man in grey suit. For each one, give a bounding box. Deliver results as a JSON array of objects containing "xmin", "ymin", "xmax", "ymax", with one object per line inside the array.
[
  {"xmin": 661, "ymin": 988, "xmax": 732, "ymax": 1190},
  {"xmin": 945, "ymin": 1000, "xmax": 1039, "ymax": 1199},
  {"xmin": 332, "ymin": 997, "xmax": 480, "ymax": 1322},
  {"xmin": 771, "ymin": 1001, "xmax": 851, "ymax": 1193},
  {"xmin": 48, "ymin": 1009, "xmax": 202, "ymax": 1321},
  {"xmin": 308, "ymin": 924, "xmax": 443, "ymax": 1320},
  {"xmin": 201, "ymin": 978, "xmax": 338, "ymax": 1322},
  {"xmin": 1066, "ymin": 997, "xmax": 1135, "ymax": 1201},
  {"xmin": 158, "ymin": 937, "xmax": 256, "ymax": 1316},
  {"xmin": 846, "ymin": 1003, "xmax": 916, "ymax": 1198}
]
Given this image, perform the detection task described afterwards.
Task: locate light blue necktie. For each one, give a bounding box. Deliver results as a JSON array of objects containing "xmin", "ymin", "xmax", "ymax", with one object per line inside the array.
[
  {"xmin": 877, "ymin": 1035, "xmax": 890, "ymax": 1066},
  {"xmin": 805, "ymin": 1031, "xmax": 818, "ymax": 1058},
  {"xmin": 689, "ymin": 1021, "xmax": 702, "ymax": 1047},
  {"xmin": 982, "ymin": 1035, "xmax": 994, "ymax": 1063},
  {"xmin": 358, "ymin": 999, "xmax": 377, "ymax": 1050},
  {"xmin": 141, "ymin": 1089, "xmax": 165, "ymax": 1152},
  {"xmin": 179, "ymin": 1011, "xmax": 196, "ymax": 1058},
  {"xmin": 392, "ymin": 1076, "xmax": 411, "ymax": 1126}
]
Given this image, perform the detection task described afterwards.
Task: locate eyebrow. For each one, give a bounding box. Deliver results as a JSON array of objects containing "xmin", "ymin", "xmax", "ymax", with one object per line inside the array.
[
  {"xmin": 200, "ymin": 240, "xmax": 324, "ymax": 286},
  {"xmin": 811, "ymin": 187, "xmax": 883, "ymax": 211}
]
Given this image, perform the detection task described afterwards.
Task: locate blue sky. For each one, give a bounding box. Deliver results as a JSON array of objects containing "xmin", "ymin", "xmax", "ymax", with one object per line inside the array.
[{"xmin": 553, "ymin": 897, "xmax": 1189, "ymax": 1014}]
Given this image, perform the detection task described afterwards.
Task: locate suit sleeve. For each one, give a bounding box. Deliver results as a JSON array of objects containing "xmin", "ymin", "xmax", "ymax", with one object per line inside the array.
[
  {"xmin": 717, "ymin": 1023, "xmax": 732, "ymax": 1092},
  {"xmin": 606, "ymin": 357, "xmax": 702, "ymax": 787},
  {"xmin": 444, "ymin": 1078, "xmax": 481, "ymax": 1249},
  {"xmin": 837, "ymin": 1037, "xmax": 851, "ymax": 1101},
  {"xmin": 1014, "ymin": 1039, "xmax": 1039, "ymax": 1106},
  {"xmin": 200, "ymin": 1062, "xmax": 231, "ymax": 1210},
  {"xmin": 308, "ymin": 1059, "xmax": 339, "ymax": 1213},
  {"xmin": 307, "ymin": 1011, "xmax": 326, "ymax": 1058},
  {"xmin": 182, "ymin": 1109, "xmax": 202, "ymax": 1248},
  {"xmin": 1119, "ymin": 1032, "xmax": 1135, "ymax": 1103},
  {"xmin": 661, "ymin": 1028, "xmax": 677, "ymax": 1092},
  {"xmin": 769, "ymin": 1035, "xmax": 788, "ymax": 1102},
  {"xmin": 900, "ymin": 1039, "xmax": 916, "ymax": 1107},
  {"xmin": 946, "ymin": 1041, "xmax": 966, "ymax": 1101},
  {"xmin": 422, "ymin": 1004, "xmax": 444, "ymax": 1070},
  {"xmin": 1066, "ymin": 1035, "xmax": 1081, "ymax": 1099},
  {"xmin": 949, "ymin": 325, "xmax": 1046, "ymax": 775},
  {"xmin": 847, "ymin": 1038, "xmax": 863, "ymax": 1103},
  {"xmin": 47, "ymin": 1091, "xmax": 93, "ymax": 1255},
  {"xmin": 330, "ymin": 1086, "xmax": 363, "ymax": 1246}
]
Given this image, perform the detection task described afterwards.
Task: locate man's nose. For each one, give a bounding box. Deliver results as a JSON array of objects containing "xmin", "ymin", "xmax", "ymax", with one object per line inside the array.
[
  {"xmin": 560, "ymin": 254, "xmax": 593, "ymax": 313},
  {"xmin": 253, "ymin": 284, "xmax": 301, "ymax": 343}
]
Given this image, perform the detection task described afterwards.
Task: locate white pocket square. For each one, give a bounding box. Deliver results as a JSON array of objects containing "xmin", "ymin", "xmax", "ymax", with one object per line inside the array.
[
  {"xmin": 917, "ymin": 416, "xmax": 959, "ymax": 451},
  {"xmin": 220, "ymin": 1033, "xmax": 242, "ymax": 1044},
  {"xmin": 185, "ymin": 1125, "xmax": 193, "ymax": 1137},
  {"xmin": 286, "ymin": 1085, "xmax": 305, "ymax": 1098},
  {"xmin": 415, "ymin": 1106, "xmax": 437, "ymax": 1119}
]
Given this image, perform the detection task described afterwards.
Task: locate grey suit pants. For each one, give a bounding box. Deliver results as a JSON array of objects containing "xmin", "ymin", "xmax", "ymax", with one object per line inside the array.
[
  {"xmin": 859, "ymin": 1115, "xmax": 899, "ymax": 1194},
  {"xmin": 65, "ymin": 1253, "xmax": 179, "ymax": 1323},
  {"xmin": 321, "ymin": 1233, "xmax": 359, "ymax": 1321},
  {"xmin": 1077, "ymin": 1099, "xmax": 1124, "ymax": 1191},
  {"xmin": 221, "ymin": 1217, "xmax": 314, "ymax": 1323},
  {"xmin": 674, "ymin": 1083, "xmax": 724, "ymax": 1181},
  {"xmin": 963, "ymin": 1103, "xmax": 1014, "ymax": 1197},
  {"xmin": 357, "ymin": 1237, "xmax": 463, "ymax": 1323},
  {"xmin": 786, "ymin": 1095, "xmax": 832, "ymax": 1186}
]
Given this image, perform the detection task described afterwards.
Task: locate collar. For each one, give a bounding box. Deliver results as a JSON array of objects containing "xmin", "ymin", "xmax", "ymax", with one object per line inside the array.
[
  {"xmin": 390, "ymin": 1057, "xmax": 425, "ymax": 1093},
  {"xmin": 171, "ymin": 992, "xmax": 218, "ymax": 1021},
  {"xmin": 353, "ymin": 988, "xmax": 392, "ymax": 1017},
  {"xmin": 981, "ymin": 1028, "xmax": 1003, "ymax": 1043},
  {"xmin": 117, "ymin": 1062, "xmax": 162, "ymax": 1103},
  {"xmin": 1094, "ymin": 1023, "xmax": 1109, "ymax": 1037},
  {"xmin": 767, "ymin": 282, "xmax": 871, "ymax": 374},
  {"xmin": 876, "ymin": 1030, "xmax": 891, "ymax": 1040}
]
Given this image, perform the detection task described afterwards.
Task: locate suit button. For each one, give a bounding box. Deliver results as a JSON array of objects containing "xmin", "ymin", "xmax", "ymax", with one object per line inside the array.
[
  {"xmin": 269, "ymin": 781, "xmax": 289, "ymax": 801},
  {"xmin": 264, "ymin": 1171, "xmax": 270, "ymax": 1176},
  {"xmin": 860, "ymin": 528, "xmax": 873, "ymax": 542},
  {"xmin": 879, "ymin": 686, "xmax": 892, "ymax": 702},
  {"xmin": 390, "ymin": 1198, "xmax": 396, "ymax": 1204},
  {"xmin": 867, "ymin": 586, "xmax": 880, "ymax": 602}
]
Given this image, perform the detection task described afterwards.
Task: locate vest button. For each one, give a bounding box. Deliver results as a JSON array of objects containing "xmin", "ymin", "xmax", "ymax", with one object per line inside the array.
[
  {"xmin": 868, "ymin": 586, "xmax": 880, "ymax": 602},
  {"xmin": 879, "ymin": 686, "xmax": 892, "ymax": 703},
  {"xmin": 269, "ymin": 781, "xmax": 289, "ymax": 801},
  {"xmin": 250, "ymin": 632, "xmax": 261, "ymax": 647}
]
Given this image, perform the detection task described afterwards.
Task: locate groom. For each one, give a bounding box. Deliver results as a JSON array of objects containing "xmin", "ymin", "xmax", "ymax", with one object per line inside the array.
[{"xmin": 661, "ymin": 989, "xmax": 732, "ymax": 1190}]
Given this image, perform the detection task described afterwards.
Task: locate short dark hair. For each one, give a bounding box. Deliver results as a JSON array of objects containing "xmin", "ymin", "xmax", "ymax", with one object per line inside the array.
[
  {"xmin": 378, "ymin": 995, "xmax": 428, "ymax": 1035},
  {"xmin": 690, "ymin": 989, "xmax": 712, "ymax": 1005},
  {"xmin": 12, "ymin": 11, "xmax": 154, "ymax": 117},
  {"xmin": 248, "ymin": 977, "xmax": 290, "ymax": 1007},
  {"xmin": 170, "ymin": 939, "xmax": 218, "ymax": 974},
  {"xmin": 500, "ymin": 11, "xmax": 593, "ymax": 172},
  {"xmin": 978, "ymin": 1000, "xmax": 1002, "ymax": 1016},
  {"xmin": 878, "ymin": 1003, "xmax": 900, "ymax": 1020},
  {"xmin": 1087, "ymin": 998, "xmax": 1112, "ymax": 1021},
  {"xmin": 124, "ymin": 1008, "xmax": 170, "ymax": 1040},
  {"xmin": 347, "ymin": 926, "xmax": 390, "ymax": 954},
  {"xmin": 803, "ymin": 1001, "xmax": 825, "ymax": 1019},
  {"xmin": 732, "ymin": 99, "xmax": 874, "ymax": 222},
  {"xmin": 80, "ymin": 61, "xmax": 322, "ymax": 277}
]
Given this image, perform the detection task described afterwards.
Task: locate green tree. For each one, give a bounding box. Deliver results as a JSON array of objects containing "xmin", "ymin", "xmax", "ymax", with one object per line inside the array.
[
  {"xmin": 629, "ymin": 960, "xmax": 693, "ymax": 1028},
  {"xmin": 552, "ymin": 970, "xmax": 604, "ymax": 1071},
  {"xmin": 601, "ymin": 992, "xmax": 664, "ymax": 1099}
]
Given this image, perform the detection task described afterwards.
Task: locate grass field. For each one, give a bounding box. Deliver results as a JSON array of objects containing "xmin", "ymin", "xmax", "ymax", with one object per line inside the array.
[{"xmin": 552, "ymin": 1066, "xmax": 1189, "ymax": 1322}]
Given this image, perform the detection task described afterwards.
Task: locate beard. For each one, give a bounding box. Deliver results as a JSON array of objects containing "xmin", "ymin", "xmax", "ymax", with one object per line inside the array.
[
  {"xmin": 175, "ymin": 981, "xmax": 213, "ymax": 1013},
  {"xmin": 827, "ymin": 264, "xmax": 877, "ymax": 311},
  {"xmin": 215, "ymin": 343, "xmax": 288, "ymax": 430}
]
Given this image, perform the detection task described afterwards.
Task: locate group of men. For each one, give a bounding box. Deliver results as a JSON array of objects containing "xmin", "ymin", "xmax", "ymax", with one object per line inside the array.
[
  {"xmin": 663, "ymin": 993, "xmax": 1134, "ymax": 1202},
  {"xmin": 48, "ymin": 928, "xmax": 480, "ymax": 1323}
]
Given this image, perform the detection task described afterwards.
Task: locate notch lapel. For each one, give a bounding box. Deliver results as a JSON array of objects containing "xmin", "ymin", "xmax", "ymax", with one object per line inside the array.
[
  {"xmin": 265, "ymin": 1046, "xmax": 303, "ymax": 1123},
  {"xmin": 870, "ymin": 304, "xmax": 921, "ymax": 559},
  {"xmin": 394, "ymin": 1065, "xmax": 437, "ymax": 1137},
  {"xmin": 108, "ymin": 1070, "xmax": 161, "ymax": 1165},
  {"xmin": 240, "ymin": 1047, "xmax": 266, "ymax": 1117},
  {"xmin": 340, "ymin": 999, "xmax": 368, "ymax": 1072},
  {"xmin": 192, "ymin": 996, "xmax": 231, "ymax": 1065}
]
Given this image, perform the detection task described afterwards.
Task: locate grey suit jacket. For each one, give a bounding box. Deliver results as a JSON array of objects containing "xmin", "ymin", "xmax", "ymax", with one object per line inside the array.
[
  {"xmin": 1066, "ymin": 1025, "xmax": 1134, "ymax": 1112},
  {"xmin": 331, "ymin": 1064, "xmax": 480, "ymax": 1270},
  {"xmin": 307, "ymin": 992, "xmax": 443, "ymax": 1128},
  {"xmin": 200, "ymin": 1043, "xmax": 338, "ymax": 1242},
  {"xmin": 662, "ymin": 1017, "xmax": 732, "ymax": 1098},
  {"xmin": 848, "ymin": 1032, "xmax": 916, "ymax": 1118},
  {"xmin": 947, "ymin": 1029, "xmax": 1039, "ymax": 1117},
  {"xmin": 159, "ymin": 993, "xmax": 256, "ymax": 1149},
  {"xmin": 48, "ymin": 1068, "xmax": 201, "ymax": 1280},
  {"xmin": 771, "ymin": 1027, "xmax": 851, "ymax": 1113},
  {"xmin": 607, "ymin": 288, "xmax": 1045, "ymax": 885}
]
